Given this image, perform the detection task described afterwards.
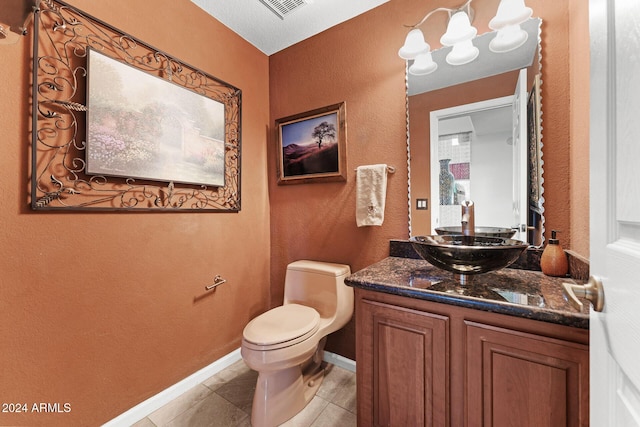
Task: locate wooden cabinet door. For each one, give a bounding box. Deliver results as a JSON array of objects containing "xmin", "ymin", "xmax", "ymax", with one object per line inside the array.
[
  {"xmin": 465, "ymin": 321, "xmax": 589, "ymax": 427},
  {"xmin": 357, "ymin": 298, "xmax": 449, "ymax": 427}
]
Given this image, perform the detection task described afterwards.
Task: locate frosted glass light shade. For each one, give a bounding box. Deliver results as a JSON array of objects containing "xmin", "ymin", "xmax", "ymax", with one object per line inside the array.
[
  {"xmin": 398, "ymin": 29, "xmax": 429, "ymax": 60},
  {"xmin": 489, "ymin": 24, "xmax": 528, "ymax": 52},
  {"xmin": 489, "ymin": 0, "xmax": 532, "ymax": 29},
  {"xmin": 445, "ymin": 39, "xmax": 479, "ymax": 65},
  {"xmin": 440, "ymin": 11, "xmax": 477, "ymax": 46},
  {"xmin": 409, "ymin": 52, "xmax": 438, "ymax": 75}
]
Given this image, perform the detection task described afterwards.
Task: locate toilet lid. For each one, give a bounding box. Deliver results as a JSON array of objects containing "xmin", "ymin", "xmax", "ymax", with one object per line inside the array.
[{"xmin": 243, "ymin": 304, "xmax": 320, "ymax": 347}]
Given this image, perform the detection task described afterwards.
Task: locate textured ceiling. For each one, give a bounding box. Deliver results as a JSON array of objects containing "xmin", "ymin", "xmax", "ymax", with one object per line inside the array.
[{"xmin": 191, "ymin": 0, "xmax": 390, "ymax": 55}]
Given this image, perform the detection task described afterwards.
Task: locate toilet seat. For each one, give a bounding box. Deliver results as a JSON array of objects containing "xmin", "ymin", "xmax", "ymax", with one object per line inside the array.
[{"xmin": 243, "ymin": 304, "xmax": 320, "ymax": 351}]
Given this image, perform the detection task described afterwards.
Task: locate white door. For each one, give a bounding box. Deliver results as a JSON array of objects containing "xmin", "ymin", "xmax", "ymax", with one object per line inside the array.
[
  {"xmin": 590, "ymin": 0, "xmax": 640, "ymax": 424},
  {"xmin": 511, "ymin": 68, "xmax": 528, "ymax": 242}
]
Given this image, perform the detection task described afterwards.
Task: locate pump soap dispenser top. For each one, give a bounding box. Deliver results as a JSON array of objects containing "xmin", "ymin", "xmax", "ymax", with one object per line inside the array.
[{"xmin": 540, "ymin": 230, "xmax": 569, "ymax": 277}]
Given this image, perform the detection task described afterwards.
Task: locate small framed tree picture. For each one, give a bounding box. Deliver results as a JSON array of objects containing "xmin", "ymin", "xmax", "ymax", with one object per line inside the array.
[{"xmin": 275, "ymin": 102, "xmax": 347, "ymax": 185}]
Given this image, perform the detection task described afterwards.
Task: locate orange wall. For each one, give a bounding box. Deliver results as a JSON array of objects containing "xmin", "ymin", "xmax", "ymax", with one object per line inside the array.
[
  {"xmin": 0, "ymin": 1, "xmax": 270, "ymax": 426},
  {"xmin": 0, "ymin": 0, "xmax": 590, "ymax": 424},
  {"xmin": 268, "ymin": 0, "xmax": 410, "ymax": 359},
  {"xmin": 569, "ymin": 0, "xmax": 591, "ymax": 257},
  {"xmin": 269, "ymin": 0, "xmax": 589, "ymax": 358}
]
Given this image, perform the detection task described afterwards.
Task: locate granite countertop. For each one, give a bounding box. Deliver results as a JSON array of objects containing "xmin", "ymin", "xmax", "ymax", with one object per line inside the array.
[{"xmin": 345, "ymin": 256, "xmax": 589, "ymax": 329}]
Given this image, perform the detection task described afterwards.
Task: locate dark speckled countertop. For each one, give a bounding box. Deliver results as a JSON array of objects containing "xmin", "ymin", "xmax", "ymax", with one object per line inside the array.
[{"xmin": 345, "ymin": 256, "xmax": 589, "ymax": 329}]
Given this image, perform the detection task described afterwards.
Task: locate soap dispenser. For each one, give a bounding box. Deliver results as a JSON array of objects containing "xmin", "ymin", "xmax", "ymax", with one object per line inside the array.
[{"xmin": 540, "ymin": 230, "xmax": 569, "ymax": 277}]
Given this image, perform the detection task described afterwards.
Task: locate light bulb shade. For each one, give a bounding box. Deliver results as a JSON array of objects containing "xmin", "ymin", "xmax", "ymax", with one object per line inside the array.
[
  {"xmin": 489, "ymin": 24, "xmax": 528, "ymax": 53},
  {"xmin": 440, "ymin": 11, "xmax": 477, "ymax": 46},
  {"xmin": 489, "ymin": 0, "xmax": 533, "ymax": 29},
  {"xmin": 445, "ymin": 39, "xmax": 479, "ymax": 65},
  {"xmin": 409, "ymin": 52, "xmax": 438, "ymax": 75},
  {"xmin": 399, "ymin": 29, "xmax": 429, "ymax": 60}
]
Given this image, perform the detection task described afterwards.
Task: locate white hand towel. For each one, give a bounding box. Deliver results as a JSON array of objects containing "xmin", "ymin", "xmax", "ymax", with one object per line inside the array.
[{"xmin": 356, "ymin": 164, "xmax": 388, "ymax": 227}]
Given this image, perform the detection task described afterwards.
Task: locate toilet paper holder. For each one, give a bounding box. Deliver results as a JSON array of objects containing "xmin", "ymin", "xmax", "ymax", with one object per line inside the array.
[{"xmin": 205, "ymin": 275, "xmax": 227, "ymax": 291}]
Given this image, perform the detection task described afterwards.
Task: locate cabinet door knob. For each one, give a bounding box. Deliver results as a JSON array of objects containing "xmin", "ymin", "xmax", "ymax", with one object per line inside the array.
[{"xmin": 562, "ymin": 275, "xmax": 605, "ymax": 312}]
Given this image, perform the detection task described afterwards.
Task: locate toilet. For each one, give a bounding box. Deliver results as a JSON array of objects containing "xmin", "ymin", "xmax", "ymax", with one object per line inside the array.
[{"xmin": 241, "ymin": 260, "xmax": 353, "ymax": 427}]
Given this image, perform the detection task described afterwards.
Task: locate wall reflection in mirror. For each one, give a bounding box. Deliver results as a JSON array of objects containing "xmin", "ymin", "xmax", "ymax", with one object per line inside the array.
[{"xmin": 407, "ymin": 17, "xmax": 544, "ymax": 247}]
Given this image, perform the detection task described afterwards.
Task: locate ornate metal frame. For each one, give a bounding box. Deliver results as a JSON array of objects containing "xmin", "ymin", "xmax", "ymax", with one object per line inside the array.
[{"xmin": 31, "ymin": 0, "xmax": 242, "ymax": 211}]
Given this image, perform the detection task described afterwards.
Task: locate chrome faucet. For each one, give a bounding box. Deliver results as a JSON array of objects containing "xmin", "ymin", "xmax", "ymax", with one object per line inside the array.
[{"xmin": 461, "ymin": 200, "xmax": 475, "ymax": 236}]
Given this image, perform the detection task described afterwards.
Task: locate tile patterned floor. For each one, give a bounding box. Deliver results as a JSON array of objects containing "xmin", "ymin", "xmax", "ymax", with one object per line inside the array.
[{"xmin": 131, "ymin": 360, "xmax": 356, "ymax": 427}]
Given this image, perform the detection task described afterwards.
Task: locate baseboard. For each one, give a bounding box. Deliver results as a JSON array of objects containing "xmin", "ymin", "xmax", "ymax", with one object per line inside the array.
[
  {"xmin": 323, "ymin": 351, "xmax": 356, "ymax": 372},
  {"xmin": 101, "ymin": 348, "xmax": 242, "ymax": 427},
  {"xmin": 102, "ymin": 349, "xmax": 356, "ymax": 426}
]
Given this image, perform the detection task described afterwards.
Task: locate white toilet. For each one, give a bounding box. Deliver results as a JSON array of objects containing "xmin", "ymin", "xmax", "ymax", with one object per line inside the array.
[{"xmin": 241, "ymin": 260, "xmax": 353, "ymax": 427}]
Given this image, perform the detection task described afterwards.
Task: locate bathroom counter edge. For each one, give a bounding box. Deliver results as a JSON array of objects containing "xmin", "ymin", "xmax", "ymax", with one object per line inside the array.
[{"xmin": 345, "ymin": 256, "xmax": 589, "ymax": 329}]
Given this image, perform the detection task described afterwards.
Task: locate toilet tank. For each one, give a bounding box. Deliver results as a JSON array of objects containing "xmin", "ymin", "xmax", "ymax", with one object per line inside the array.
[{"xmin": 283, "ymin": 260, "xmax": 351, "ymax": 320}]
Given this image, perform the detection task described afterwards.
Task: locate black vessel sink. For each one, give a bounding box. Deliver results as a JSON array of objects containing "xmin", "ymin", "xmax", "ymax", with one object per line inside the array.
[{"xmin": 410, "ymin": 235, "xmax": 528, "ymax": 283}]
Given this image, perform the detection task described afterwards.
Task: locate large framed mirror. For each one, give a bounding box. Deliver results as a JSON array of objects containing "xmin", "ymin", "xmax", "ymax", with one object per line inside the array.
[{"xmin": 408, "ymin": 17, "xmax": 543, "ymax": 246}]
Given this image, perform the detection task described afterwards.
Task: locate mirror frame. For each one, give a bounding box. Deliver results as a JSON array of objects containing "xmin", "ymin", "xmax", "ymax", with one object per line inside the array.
[{"xmin": 406, "ymin": 18, "xmax": 544, "ymax": 247}]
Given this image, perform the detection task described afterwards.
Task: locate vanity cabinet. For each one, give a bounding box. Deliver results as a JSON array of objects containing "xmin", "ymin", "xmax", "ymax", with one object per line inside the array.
[
  {"xmin": 357, "ymin": 297, "xmax": 449, "ymax": 426},
  {"xmin": 355, "ymin": 288, "xmax": 589, "ymax": 427}
]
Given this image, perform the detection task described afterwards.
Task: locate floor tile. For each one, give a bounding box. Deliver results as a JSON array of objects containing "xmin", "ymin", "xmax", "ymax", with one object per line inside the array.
[
  {"xmin": 310, "ymin": 402, "xmax": 357, "ymax": 427},
  {"xmin": 131, "ymin": 417, "xmax": 157, "ymax": 427},
  {"xmin": 214, "ymin": 368, "xmax": 258, "ymax": 413},
  {"xmin": 329, "ymin": 370, "xmax": 357, "ymax": 414},
  {"xmin": 202, "ymin": 360, "xmax": 253, "ymax": 392},
  {"xmin": 134, "ymin": 359, "xmax": 356, "ymax": 427},
  {"xmin": 147, "ymin": 384, "xmax": 213, "ymax": 426},
  {"xmin": 279, "ymin": 395, "xmax": 330, "ymax": 427},
  {"xmin": 316, "ymin": 365, "xmax": 353, "ymax": 402},
  {"xmin": 165, "ymin": 392, "xmax": 251, "ymax": 427}
]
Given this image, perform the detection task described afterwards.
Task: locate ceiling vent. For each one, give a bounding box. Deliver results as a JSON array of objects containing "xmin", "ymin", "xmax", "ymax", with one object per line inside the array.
[{"xmin": 258, "ymin": 0, "xmax": 308, "ymax": 20}]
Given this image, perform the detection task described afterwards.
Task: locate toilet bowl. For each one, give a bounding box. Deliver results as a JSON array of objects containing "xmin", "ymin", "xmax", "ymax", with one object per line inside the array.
[{"xmin": 241, "ymin": 260, "xmax": 353, "ymax": 427}]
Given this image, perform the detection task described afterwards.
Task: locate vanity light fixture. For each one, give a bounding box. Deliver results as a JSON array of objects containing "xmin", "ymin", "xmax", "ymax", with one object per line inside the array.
[
  {"xmin": 489, "ymin": 0, "xmax": 533, "ymax": 52},
  {"xmin": 440, "ymin": 9, "xmax": 478, "ymax": 66},
  {"xmin": 398, "ymin": 0, "xmax": 532, "ymax": 76}
]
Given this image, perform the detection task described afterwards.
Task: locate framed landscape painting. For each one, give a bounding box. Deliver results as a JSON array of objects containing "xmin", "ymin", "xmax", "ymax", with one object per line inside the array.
[
  {"xmin": 31, "ymin": 0, "xmax": 242, "ymax": 212},
  {"xmin": 86, "ymin": 48, "xmax": 226, "ymax": 187},
  {"xmin": 275, "ymin": 102, "xmax": 347, "ymax": 185}
]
